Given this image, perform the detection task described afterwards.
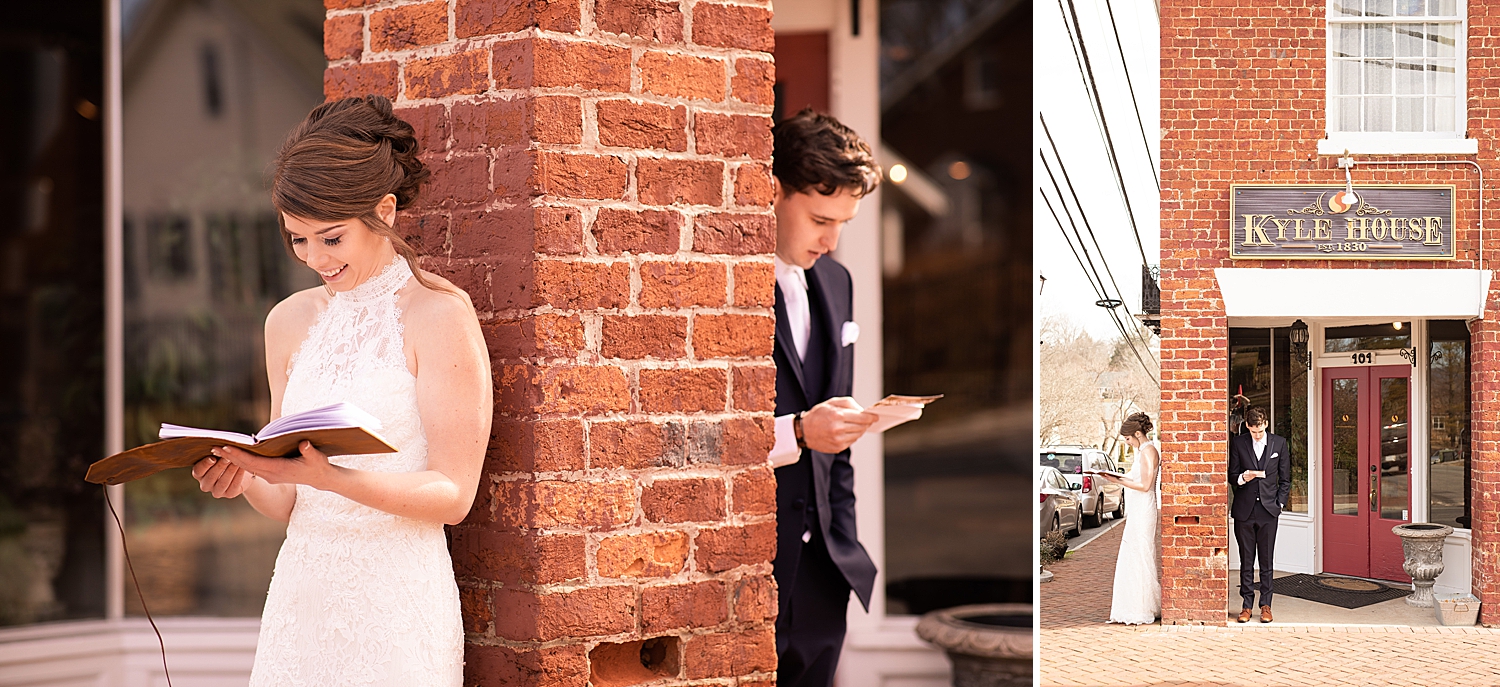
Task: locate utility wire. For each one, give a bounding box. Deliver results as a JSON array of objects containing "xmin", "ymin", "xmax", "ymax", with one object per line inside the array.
[
  {"xmin": 1041, "ymin": 118, "xmax": 1158, "ymax": 364},
  {"xmin": 1040, "ymin": 149, "xmax": 1159, "ymax": 386},
  {"xmin": 1102, "ymin": 0, "xmax": 1160, "ymax": 191},
  {"xmin": 1059, "ymin": 0, "xmax": 1151, "ymax": 268},
  {"xmin": 1041, "ymin": 184, "xmax": 1160, "ymax": 386}
]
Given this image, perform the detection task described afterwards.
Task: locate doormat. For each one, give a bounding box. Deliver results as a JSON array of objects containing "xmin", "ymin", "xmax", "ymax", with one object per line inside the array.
[{"xmin": 1272, "ymin": 573, "xmax": 1410, "ymax": 609}]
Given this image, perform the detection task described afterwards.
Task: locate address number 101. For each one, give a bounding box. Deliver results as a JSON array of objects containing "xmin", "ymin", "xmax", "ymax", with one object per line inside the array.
[{"xmin": 1350, "ymin": 352, "xmax": 1376, "ymax": 365}]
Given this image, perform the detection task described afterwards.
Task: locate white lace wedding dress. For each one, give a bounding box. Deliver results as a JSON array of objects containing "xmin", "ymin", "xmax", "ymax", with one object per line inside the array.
[
  {"xmin": 1108, "ymin": 440, "xmax": 1161, "ymax": 625},
  {"xmin": 249, "ymin": 257, "xmax": 463, "ymax": 686}
]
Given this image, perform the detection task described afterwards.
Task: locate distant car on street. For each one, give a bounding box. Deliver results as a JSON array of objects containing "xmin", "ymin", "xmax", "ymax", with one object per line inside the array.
[
  {"xmin": 1039, "ymin": 465, "xmax": 1082, "ymax": 538},
  {"xmin": 1040, "ymin": 446, "xmax": 1125, "ymax": 527}
]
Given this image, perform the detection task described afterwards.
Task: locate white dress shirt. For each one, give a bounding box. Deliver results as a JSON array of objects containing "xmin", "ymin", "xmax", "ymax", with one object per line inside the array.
[{"xmin": 768, "ymin": 256, "xmax": 811, "ymax": 469}]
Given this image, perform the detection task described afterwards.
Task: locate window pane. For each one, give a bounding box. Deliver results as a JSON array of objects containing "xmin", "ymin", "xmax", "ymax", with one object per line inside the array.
[
  {"xmin": 1395, "ymin": 24, "xmax": 1425, "ymax": 57},
  {"xmin": 1395, "ymin": 97, "xmax": 1424, "ymax": 131},
  {"xmin": 1333, "ymin": 25, "xmax": 1363, "ymax": 58},
  {"xmin": 1365, "ymin": 95, "xmax": 1393, "ymax": 130},
  {"xmin": 1331, "ymin": 59, "xmax": 1360, "ymax": 95},
  {"xmin": 1365, "ymin": 58, "xmax": 1393, "ymax": 93},
  {"xmin": 1394, "ymin": 61, "xmax": 1424, "ymax": 94},
  {"xmin": 1366, "ymin": 23, "xmax": 1395, "ymax": 57},
  {"xmin": 1366, "ymin": 0, "xmax": 1394, "ymax": 16},
  {"xmin": 123, "ymin": 1, "xmax": 325, "ymax": 618},
  {"xmin": 1332, "ymin": 0, "xmax": 1363, "ymax": 16},
  {"xmin": 1273, "ymin": 328, "xmax": 1310, "ymax": 513},
  {"xmin": 0, "ymin": 10, "xmax": 106, "ymax": 627},
  {"xmin": 1433, "ymin": 96, "xmax": 1456, "ymax": 132},
  {"xmin": 1332, "ymin": 378, "xmax": 1360, "ymax": 516},
  {"xmin": 1434, "ymin": 60, "xmax": 1456, "ymax": 94},
  {"xmin": 1336, "ymin": 96, "xmax": 1362, "ymax": 131},
  {"xmin": 1378, "ymin": 377, "xmax": 1409, "ymax": 520},
  {"xmin": 1395, "ymin": 0, "xmax": 1424, "ymax": 15},
  {"xmin": 1428, "ymin": 320, "xmax": 1470, "ymax": 529},
  {"xmin": 1324, "ymin": 323, "xmax": 1411, "ymax": 352},
  {"xmin": 1431, "ymin": 22, "xmax": 1457, "ymax": 58},
  {"xmin": 1429, "ymin": 0, "xmax": 1457, "ymax": 16},
  {"xmin": 1228, "ymin": 328, "xmax": 1271, "ymax": 438}
]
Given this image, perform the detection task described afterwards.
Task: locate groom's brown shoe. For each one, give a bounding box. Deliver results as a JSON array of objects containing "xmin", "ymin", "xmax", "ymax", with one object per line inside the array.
[
  {"xmin": 1260, "ymin": 606, "xmax": 1273, "ymax": 623},
  {"xmin": 1237, "ymin": 608, "xmax": 1252, "ymax": 623}
]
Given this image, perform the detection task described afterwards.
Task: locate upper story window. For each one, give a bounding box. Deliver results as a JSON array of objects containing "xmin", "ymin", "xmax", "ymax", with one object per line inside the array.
[{"xmin": 1324, "ymin": 1, "xmax": 1473, "ymax": 154}]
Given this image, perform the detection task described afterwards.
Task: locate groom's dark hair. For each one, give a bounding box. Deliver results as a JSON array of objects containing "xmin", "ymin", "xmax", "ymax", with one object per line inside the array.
[{"xmin": 1245, "ymin": 406, "xmax": 1268, "ymax": 427}]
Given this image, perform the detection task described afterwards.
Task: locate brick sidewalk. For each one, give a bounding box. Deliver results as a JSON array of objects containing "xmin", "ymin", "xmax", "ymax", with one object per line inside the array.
[{"xmin": 1042, "ymin": 520, "xmax": 1500, "ymax": 686}]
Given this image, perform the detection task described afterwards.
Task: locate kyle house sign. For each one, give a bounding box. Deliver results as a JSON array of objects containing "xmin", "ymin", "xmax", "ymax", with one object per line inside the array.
[{"xmin": 1229, "ymin": 185, "xmax": 1456, "ymax": 260}]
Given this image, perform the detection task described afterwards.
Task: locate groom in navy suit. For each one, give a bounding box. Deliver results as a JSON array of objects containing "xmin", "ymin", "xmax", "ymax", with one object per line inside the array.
[
  {"xmin": 1229, "ymin": 406, "xmax": 1291, "ymax": 623},
  {"xmin": 765, "ymin": 109, "xmax": 882, "ymax": 687}
]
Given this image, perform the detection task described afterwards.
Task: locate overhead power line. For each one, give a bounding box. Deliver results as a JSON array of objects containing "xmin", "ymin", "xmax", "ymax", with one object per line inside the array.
[
  {"xmin": 1058, "ymin": 0, "xmax": 1151, "ymax": 268},
  {"xmin": 1102, "ymin": 0, "xmax": 1160, "ymax": 191}
]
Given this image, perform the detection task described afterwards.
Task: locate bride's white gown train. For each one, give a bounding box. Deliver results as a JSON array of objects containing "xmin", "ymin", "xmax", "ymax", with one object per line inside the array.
[
  {"xmin": 249, "ymin": 258, "xmax": 463, "ymax": 686},
  {"xmin": 1108, "ymin": 441, "xmax": 1161, "ymax": 625}
]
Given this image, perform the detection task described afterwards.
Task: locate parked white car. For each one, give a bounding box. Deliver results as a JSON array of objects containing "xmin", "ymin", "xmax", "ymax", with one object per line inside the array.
[{"xmin": 1040, "ymin": 446, "xmax": 1126, "ymax": 527}]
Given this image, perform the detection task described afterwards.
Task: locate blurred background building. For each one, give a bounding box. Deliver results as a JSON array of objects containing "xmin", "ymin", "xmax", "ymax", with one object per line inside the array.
[{"xmin": 0, "ymin": 0, "xmax": 1030, "ymax": 685}]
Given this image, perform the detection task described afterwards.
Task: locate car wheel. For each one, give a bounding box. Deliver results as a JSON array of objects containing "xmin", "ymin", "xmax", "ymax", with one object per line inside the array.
[
  {"xmin": 1051, "ymin": 514, "xmax": 1060, "ymax": 535},
  {"xmin": 1084, "ymin": 498, "xmax": 1102, "ymax": 528},
  {"xmin": 1068, "ymin": 508, "xmax": 1082, "ymax": 537},
  {"xmin": 1112, "ymin": 495, "xmax": 1125, "ymax": 519}
]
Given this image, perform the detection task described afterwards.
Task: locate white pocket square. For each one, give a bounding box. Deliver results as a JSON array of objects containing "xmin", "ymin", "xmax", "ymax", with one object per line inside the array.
[
  {"xmin": 1271, "ymin": 453, "xmax": 1279, "ymax": 458},
  {"xmin": 841, "ymin": 321, "xmax": 860, "ymax": 347}
]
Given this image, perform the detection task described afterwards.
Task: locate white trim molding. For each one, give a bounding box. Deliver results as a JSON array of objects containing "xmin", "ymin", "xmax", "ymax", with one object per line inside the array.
[
  {"xmin": 1215, "ymin": 268, "xmax": 1492, "ymax": 319},
  {"xmin": 1317, "ymin": 137, "xmax": 1479, "ymax": 156},
  {"xmin": 0, "ymin": 618, "xmax": 259, "ymax": 687}
]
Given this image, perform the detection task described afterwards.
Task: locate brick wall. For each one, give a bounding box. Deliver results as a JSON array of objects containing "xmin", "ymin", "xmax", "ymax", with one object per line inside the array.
[
  {"xmin": 323, "ymin": 0, "xmax": 780, "ymax": 680},
  {"xmin": 1161, "ymin": 0, "xmax": 1498, "ymax": 624}
]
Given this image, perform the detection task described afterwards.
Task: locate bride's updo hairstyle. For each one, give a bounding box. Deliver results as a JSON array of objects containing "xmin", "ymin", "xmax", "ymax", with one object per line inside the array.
[
  {"xmin": 1119, "ymin": 412, "xmax": 1154, "ymax": 437},
  {"xmin": 271, "ymin": 94, "xmax": 447, "ymax": 292}
]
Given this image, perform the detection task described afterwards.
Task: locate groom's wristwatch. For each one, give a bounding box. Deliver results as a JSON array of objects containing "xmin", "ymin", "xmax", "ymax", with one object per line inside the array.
[{"xmin": 793, "ymin": 412, "xmax": 808, "ymax": 450}]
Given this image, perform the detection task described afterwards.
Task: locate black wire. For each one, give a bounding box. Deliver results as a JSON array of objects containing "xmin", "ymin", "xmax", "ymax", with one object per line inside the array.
[
  {"xmin": 1039, "ymin": 124, "xmax": 1159, "ymax": 368},
  {"xmin": 1040, "ymin": 177, "xmax": 1160, "ymax": 387},
  {"xmin": 1060, "ymin": 0, "xmax": 1152, "ymax": 268},
  {"xmin": 105, "ymin": 486, "xmax": 173, "ymax": 687},
  {"xmin": 1101, "ymin": 0, "xmax": 1160, "ymax": 191}
]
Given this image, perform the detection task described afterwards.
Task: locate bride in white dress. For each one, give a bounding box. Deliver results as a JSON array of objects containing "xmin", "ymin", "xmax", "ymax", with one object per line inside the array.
[
  {"xmin": 187, "ymin": 95, "xmax": 491, "ymax": 686},
  {"xmin": 1100, "ymin": 412, "xmax": 1161, "ymax": 625}
]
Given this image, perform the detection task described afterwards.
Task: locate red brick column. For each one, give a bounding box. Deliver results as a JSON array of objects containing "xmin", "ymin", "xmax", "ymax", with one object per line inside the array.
[
  {"xmin": 323, "ymin": 0, "xmax": 780, "ymax": 680},
  {"xmin": 1161, "ymin": 0, "xmax": 1498, "ymax": 625}
]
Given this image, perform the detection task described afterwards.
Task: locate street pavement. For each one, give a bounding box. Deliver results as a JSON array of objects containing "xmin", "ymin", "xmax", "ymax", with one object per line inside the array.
[{"xmin": 1041, "ymin": 522, "xmax": 1500, "ymax": 686}]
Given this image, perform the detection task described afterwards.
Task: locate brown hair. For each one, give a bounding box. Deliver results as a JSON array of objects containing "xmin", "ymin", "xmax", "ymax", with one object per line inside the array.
[
  {"xmin": 271, "ymin": 95, "xmax": 449, "ymax": 293},
  {"xmin": 1244, "ymin": 406, "xmax": 1268, "ymax": 427},
  {"xmin": 772, "ymin": 107, "xmax": 881, "ymax": 198},
  {"xmin": 1119, "ymin": 412, "xmax": 1154, "ymax": 437}
]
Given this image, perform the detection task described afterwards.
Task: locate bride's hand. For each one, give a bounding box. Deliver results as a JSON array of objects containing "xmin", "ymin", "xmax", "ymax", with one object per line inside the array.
[
  {"xmin": 191, "ymin": 455, "xmax": 252, "ymax": 498},
  {"xmin": 217, "ymin": 441, "xmax": 335, "ymax": 489}
]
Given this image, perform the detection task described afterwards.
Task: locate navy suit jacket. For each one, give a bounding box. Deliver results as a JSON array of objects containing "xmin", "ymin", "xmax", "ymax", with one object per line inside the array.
[
  {"xmin": 772, "ymin": 256, "xmax": 878, "ymax": 614},
  {"xmin": 1228, "ymin": 432, "xmax": 1292, "ymax": 520}
]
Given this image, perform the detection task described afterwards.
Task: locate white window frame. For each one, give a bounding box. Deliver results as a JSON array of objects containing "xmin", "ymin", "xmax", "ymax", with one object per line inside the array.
[{"xmin": 1319, "ymin": 0, "xmax": 1476, "ymax": 155}]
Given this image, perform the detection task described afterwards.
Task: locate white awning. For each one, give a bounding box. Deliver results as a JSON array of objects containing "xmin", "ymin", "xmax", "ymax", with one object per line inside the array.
[{"xmin": 1214, "ymin": 268, "xmax": 1492, "ymax": 319}]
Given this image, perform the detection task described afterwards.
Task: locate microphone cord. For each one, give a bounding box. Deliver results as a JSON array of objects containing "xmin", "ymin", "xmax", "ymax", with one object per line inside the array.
[{"xmin": 103, "ymin": 485, "xmax": 173, "ymax": 687}]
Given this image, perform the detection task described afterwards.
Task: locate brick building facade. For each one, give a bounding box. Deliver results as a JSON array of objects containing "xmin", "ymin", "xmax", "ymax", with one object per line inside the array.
[
  {"xmin": 323, "ymin": 0, "xmax": 781, "ymax": 681},
  {"xmin": 1161, "ymin": 0, "xmax": 1497, "ymax": 624}
]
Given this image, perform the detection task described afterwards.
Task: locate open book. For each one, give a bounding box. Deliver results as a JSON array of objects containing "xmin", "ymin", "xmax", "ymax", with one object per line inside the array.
[
  {"xmin": 865, "ymin": 394, "xmax": 944, "ymax": 434},
  {"xmin": 85, "ymin": 403, "xmax": 398, "ymax": 485}
]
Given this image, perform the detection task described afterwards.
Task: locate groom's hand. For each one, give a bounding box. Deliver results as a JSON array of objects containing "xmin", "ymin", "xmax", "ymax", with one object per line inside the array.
[{"xmin": 1239, "ymin": 470, "xmax": 1259, "ymax": 485}]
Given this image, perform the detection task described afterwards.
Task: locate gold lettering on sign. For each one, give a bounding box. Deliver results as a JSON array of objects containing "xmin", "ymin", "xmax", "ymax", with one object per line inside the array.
[
  {"xmin": 1371, "ymin": 217, "xmax": 1389, "ymax": 240},
  {"xmin": 1314, "ymin": 218, "xmax": 1333, "ymax": 240},
  {"xmin": 1346, "ymin": 217, "xmax": 1371, "ymax": 241},
  {"xmin": 1391, "ymin": 217, "xmax": 1408, "ymax": 241},
  {"xmin": 1423, "ymin": 217, "xmax": 1443, "ymax": 246},
  {"xmin": 1292, "ymin": 218, "xmax": 1310, "ymax": 240},
  {"xmin": 1242, "ymin": 214, "xmax": 1275, "ymax": 246},
  {"xmin": 1271, "ymin": 218, "xmax": 1294, "ymax": 241}
]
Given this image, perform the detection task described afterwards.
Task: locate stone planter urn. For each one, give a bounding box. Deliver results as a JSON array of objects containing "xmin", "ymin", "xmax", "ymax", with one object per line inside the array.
[
  {"xmin": 1392, "ymin": 523, "xmax": 1453, "ymax": 608},
  {"xmin": 915, "ymin": 603, "xmax": 1031, "ymax": 687}
]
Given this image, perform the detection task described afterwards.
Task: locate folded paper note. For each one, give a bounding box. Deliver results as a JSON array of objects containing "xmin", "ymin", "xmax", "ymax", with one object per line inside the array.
[
  {"xmin": 866, "ymin": 394, "xmax": 944, "ymax": 434},
  {"xmin": 85, "ymin": 403, "xmax": 397, "ymax": 485}
]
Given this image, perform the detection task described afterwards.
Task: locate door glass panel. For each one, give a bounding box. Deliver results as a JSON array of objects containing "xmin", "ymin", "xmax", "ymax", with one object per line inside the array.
[
  {"xmin": 1428, "ymin": 320, "xmax": 1470, "ymax": 529},
  {"xmin": 1332, "ymin": 378, "xmax": 1360, "ymax": 515},
  {"xmin": 1324, "ymin": 322, "xmax": 1411, "ymax": 352},
  {"xmin": 1379, "ymin": 377, "xmax": 1409, "ymax": 520}
]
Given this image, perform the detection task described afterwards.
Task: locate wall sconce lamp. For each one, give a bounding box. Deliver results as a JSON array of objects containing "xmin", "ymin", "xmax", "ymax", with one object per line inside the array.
[{"xmin": 1289, "ymin": 319, "xmax": 1311, "ymax": 370}]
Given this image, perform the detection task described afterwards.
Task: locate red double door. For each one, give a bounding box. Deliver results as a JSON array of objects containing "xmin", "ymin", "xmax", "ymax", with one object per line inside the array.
[{"xmin": 1322, "ymin": 365, "xmax": 1411, "ymax": 582}]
